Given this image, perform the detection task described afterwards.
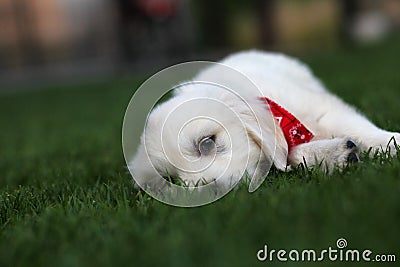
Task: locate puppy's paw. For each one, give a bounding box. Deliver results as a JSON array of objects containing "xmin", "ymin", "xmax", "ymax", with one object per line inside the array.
[
  {"xmin": 337, "ymin": 139, "xmax": 360, "ymax": 165},
  {"xmin": 317, "ymin": 138, "xmax": 360, "ymax": 172},
  {"xmin": 288, "ymin": 138, "xmax": 359, "ymax": 172}
]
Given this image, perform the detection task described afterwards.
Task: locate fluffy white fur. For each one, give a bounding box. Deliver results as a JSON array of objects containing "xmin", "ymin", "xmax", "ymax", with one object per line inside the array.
[{"xmin": 131, "ymin": 51, "xmax": 399, "ymax": 188}]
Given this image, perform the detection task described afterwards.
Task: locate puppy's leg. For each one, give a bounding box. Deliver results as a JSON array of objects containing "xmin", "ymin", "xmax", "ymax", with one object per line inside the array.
[
  {"xmin": 288, "ymin": 138, "xmax": 359, "ymax": 172},
  {"xmin": 309, "ymin": 96, "xmax": 399, "ymax": 155}
]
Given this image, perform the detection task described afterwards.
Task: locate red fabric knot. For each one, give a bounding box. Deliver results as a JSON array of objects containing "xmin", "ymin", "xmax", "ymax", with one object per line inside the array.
[{"xmin": 259, "ymin": 97, "xmax": 314, "ymax": 152}]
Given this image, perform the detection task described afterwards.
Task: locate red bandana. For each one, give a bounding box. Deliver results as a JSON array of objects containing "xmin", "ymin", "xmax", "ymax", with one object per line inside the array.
[{"xmin": 260, "ymin": 97, "xmax": 314, "ymax": 152}]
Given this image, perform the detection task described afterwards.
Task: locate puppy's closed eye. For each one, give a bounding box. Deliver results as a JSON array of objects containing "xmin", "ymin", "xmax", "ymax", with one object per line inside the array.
[{"xmin": 197, "ymin": 135, "xmax": 216, "ymax": 156}]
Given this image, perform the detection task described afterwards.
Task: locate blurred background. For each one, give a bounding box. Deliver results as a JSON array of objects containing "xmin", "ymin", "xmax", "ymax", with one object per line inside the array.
[{"xmin": 1, "ymin": 0, "xmax": 400, "ymax": 89}]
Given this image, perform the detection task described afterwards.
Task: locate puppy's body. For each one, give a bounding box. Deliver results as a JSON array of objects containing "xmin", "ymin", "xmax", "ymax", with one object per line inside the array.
[{"xmin": 131, "ymin": 51, "xmax": 399, "ymax": 188}]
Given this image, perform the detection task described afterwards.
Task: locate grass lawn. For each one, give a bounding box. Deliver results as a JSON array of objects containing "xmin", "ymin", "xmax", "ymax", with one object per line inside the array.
[{"xmin": 1, "ymin": 39, "xmax": 400, "ymax": 267}]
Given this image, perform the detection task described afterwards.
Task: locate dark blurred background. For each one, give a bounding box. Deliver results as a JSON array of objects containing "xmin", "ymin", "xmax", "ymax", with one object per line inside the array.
[{"xmin": 1, "ymin": 0, "xmax": 400, "ymax": 89}]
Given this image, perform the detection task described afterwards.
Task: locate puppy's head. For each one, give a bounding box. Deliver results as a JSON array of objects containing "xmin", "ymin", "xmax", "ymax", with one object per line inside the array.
[{"xmin": 130, "ymin": 84, "xmax": 288, "ymax": 191}]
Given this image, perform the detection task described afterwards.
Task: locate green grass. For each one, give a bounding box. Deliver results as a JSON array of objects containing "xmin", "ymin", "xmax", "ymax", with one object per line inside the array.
[{"xmin": 1, "ymin": 39, "xmax": 400, "ymax": 267}]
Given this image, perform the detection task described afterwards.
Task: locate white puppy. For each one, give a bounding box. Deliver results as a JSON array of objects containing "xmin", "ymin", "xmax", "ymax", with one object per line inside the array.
[{"xmin": 131, "ymin": 51, "xmax": 399, "ymax": 189}]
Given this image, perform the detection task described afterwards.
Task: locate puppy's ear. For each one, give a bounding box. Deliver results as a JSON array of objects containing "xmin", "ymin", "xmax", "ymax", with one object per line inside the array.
[
  {"xmin": 246, "ymin": 123, "xmax": 288, "ymax": 170},
  {"xmin": 239, "ymin": 103, "xmax": 288, "ymax": 192}
]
